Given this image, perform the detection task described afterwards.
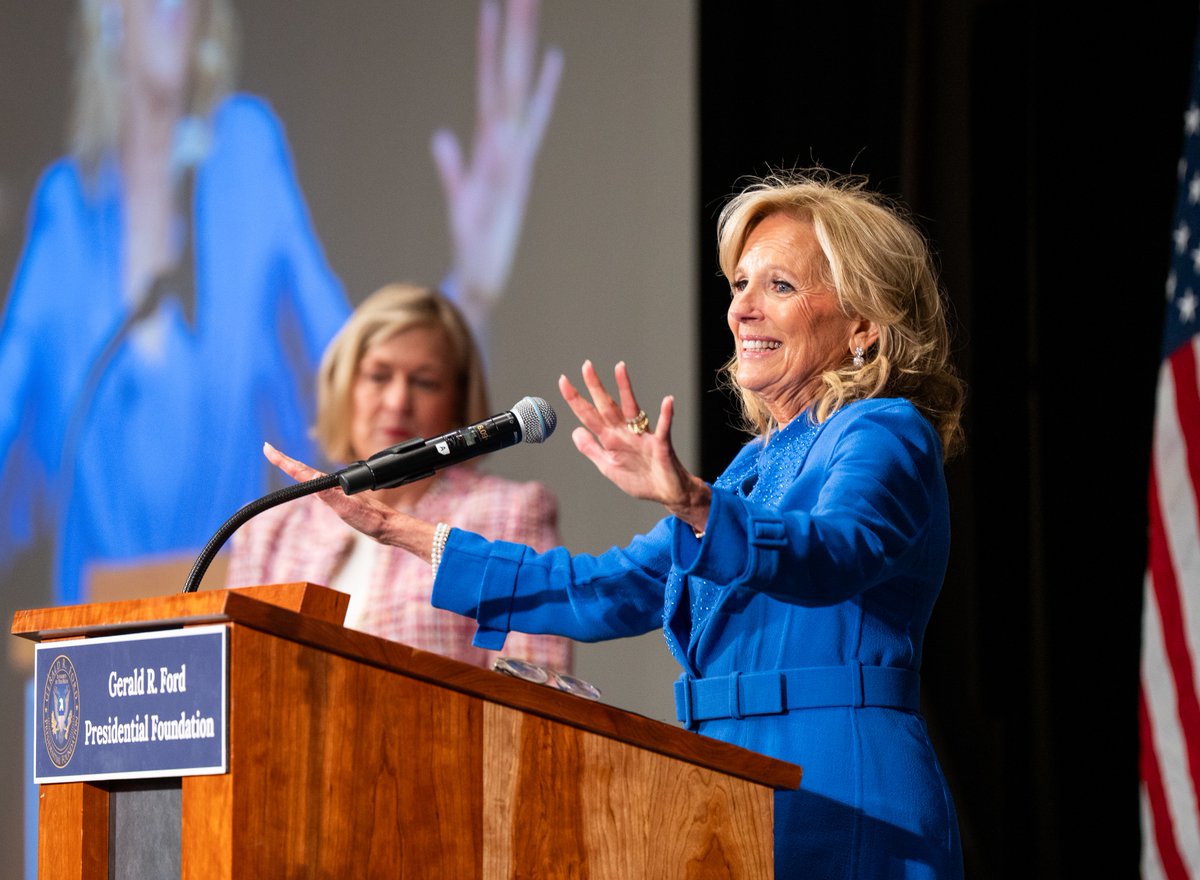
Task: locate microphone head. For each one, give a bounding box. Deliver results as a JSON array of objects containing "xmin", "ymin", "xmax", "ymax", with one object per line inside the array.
[{"xmin": 511, "ymin": 396, "xmax": 557, "ymax": 444}]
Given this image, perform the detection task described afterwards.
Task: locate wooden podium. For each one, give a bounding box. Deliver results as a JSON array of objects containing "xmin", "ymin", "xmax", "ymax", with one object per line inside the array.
[{"xmin": 12, "ymin": 583, "xmax": 801, "ymax": 879}]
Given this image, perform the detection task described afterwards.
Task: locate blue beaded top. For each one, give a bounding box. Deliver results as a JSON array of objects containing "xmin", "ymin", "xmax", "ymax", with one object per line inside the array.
[{"xmin": 685, "ymin": 413, "xmax": 823, "ymax": 634}]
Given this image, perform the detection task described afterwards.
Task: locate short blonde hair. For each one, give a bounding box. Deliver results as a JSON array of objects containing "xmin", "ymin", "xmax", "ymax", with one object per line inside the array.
[
  {"xmin": 315, "ymin": 284, "xmax": 491, "ymax": 463},
  {"xmin": 716, "ymin": 170, "xmax": 965, "ymax": 458},
  {"xmin": 70, "ymin": 0, "xmax": 239, "ymax": 171}
]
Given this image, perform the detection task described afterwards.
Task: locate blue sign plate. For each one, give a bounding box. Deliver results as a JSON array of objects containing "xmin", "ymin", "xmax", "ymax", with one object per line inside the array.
[{"xmin": 34, "ymin": 625, "xmax": 228, "ymax": 783}]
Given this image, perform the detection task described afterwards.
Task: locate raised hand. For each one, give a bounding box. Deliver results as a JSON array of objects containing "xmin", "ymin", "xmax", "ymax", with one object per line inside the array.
[
  {"xmin": 558, "ymin": 361, "xmax": 711, "ymax": 534},
  {"xmin": 432, "ymin": 0, "xmax": 563, "ymax": 342}
]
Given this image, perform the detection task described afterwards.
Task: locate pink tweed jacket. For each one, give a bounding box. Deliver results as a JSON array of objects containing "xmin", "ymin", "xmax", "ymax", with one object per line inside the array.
[{"xmin": 225, "ymin": 464, "xmax": 572, "ymax": 672}]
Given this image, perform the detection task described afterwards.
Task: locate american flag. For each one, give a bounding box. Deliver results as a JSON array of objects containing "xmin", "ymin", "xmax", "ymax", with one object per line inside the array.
[{"xmin": 1141, "ymin": 22, "xmax": 1200, "ymax": 879}]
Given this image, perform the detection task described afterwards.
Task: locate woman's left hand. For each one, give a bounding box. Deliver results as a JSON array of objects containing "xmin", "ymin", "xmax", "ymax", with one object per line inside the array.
[{"xmin": 558, "ymin": 361, "xmax": 711, "ymax": 534}]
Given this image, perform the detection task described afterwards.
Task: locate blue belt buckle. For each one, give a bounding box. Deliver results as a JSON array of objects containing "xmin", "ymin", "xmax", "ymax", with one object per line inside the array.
[{"xmin": 742, "ymin": 671, "xmax": 786, "ymax": 716}]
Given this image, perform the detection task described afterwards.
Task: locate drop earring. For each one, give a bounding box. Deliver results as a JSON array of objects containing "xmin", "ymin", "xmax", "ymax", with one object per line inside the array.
[{"xmin": 852, "ymin": 345, "xmax": 864, "ymax": 368}]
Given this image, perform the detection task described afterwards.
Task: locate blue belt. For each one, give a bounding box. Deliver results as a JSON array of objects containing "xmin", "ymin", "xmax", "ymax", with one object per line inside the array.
[{"xmin": 674, "ymin": 664, "xmax": 920, "ymax": 730}]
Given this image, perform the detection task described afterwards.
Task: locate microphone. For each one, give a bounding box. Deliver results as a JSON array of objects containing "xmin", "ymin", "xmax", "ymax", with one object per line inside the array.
[{"xmin": 334, "ymin": 396, "xmax": 557, "ymax": 495}]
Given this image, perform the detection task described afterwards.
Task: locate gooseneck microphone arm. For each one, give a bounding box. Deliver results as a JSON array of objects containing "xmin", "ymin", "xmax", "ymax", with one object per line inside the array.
[
  {"xmin": 180, "ymin": 396, "xmax": 557, "ymax": 594},
  {"xmin": 181, "ymin": 473, "xmax": 338, "ymax": 593}
]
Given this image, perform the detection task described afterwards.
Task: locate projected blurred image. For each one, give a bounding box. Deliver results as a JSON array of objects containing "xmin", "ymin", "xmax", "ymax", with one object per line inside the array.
[{"xmin": 0, "ymin": 0, "xmax": 561, "ymax": 611}]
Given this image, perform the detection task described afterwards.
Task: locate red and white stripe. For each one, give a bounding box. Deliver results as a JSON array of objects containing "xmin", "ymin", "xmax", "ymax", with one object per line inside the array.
[{"xmin": 1142, "ymin": 338, "xmax": 1200, "ymax": 878}]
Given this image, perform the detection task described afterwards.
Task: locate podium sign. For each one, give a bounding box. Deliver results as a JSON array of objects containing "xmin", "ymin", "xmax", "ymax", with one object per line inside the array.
[{"xmin": 34, "ymin": 625, "xmax": 227, "ymax": 783}]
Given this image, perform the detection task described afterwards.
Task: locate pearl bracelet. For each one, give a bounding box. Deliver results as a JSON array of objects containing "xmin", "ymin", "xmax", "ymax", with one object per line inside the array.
[{"xmin": 431, "ymin": 522, "xmax": 450, "ymax": 577}]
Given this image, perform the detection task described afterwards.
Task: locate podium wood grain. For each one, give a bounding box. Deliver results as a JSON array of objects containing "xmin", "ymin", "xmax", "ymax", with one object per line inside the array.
[{"xmin": 16, "ymin": 584, "xmax": 798, "ymax": 878}]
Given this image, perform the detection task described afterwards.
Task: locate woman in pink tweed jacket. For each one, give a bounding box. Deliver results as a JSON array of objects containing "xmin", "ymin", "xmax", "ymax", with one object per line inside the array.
[{"xmin": 226, "ymin": 283, "xmax": 572, "ymax": 672}]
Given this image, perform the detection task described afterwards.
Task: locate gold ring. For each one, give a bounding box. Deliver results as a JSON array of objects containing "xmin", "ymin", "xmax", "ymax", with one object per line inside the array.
[{"xmin": 625, "ymin": 410, "xmax": 649, "ymax": 435}]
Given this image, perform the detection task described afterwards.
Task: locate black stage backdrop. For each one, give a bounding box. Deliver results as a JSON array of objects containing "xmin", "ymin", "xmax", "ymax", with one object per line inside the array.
[
  {"xmin": 698, "ymin": 1, "xmax": 1199, "ymax": 876},
  {"xmin": 3, "ymin": 2, "xmax": 1195, "ymax": 875}
]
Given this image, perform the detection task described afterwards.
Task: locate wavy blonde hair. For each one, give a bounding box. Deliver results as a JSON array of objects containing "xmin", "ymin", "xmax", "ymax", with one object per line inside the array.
[
  {"xmin": 716, "ymin": 170, "xmax": 965, "ymax": 458},
  {"xmin": 315, "ymin": 284, "xmax": 491, "ymax": 463},
  {"xmin": 70, "ymin": 0, "xmax": 239, "ymax": 172}
]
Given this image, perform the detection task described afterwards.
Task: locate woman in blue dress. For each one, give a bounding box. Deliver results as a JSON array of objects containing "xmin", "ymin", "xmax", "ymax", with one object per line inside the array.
[{"xmin": 268, "ymin": 170, "xmax": 967, "ymax": 879}]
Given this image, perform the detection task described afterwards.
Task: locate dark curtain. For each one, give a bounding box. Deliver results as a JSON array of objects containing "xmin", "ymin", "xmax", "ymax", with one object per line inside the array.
[{"xmin": 697, "ymin": 2, "xmax": 1198, "ymax": 876}]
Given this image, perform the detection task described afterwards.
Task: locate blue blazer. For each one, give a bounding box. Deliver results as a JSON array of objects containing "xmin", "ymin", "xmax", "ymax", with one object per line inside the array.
[{"xmin": 434, "ymin": 397, "xmax": 963, "ymax": 878}]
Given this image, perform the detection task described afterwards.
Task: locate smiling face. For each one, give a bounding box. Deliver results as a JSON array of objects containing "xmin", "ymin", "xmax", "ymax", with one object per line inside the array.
[
  {"xmin": 727, "ymin": 212, "xmax": 864, "ymax": 425},
  {"xmin": 349, "ymin": 325, "xmax": 462, "ymax": 461}
]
